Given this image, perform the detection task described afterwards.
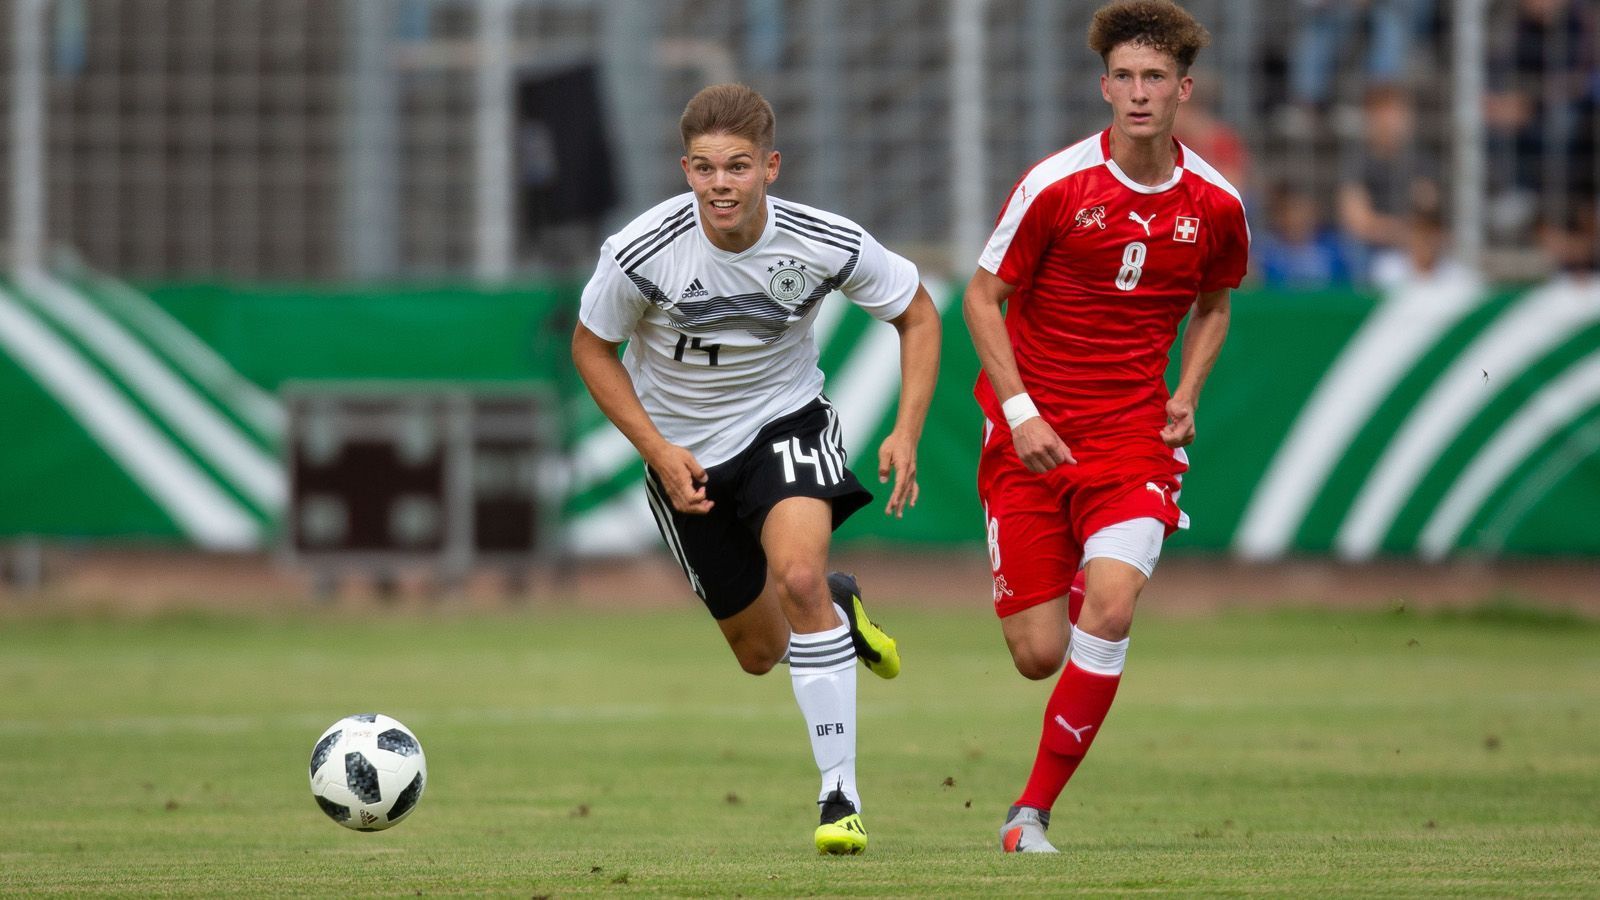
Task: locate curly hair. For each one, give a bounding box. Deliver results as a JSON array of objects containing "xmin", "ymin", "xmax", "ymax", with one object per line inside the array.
[{"xmin": 1087, "ymin": 0, "xmax": 1211, "ymax": 73}]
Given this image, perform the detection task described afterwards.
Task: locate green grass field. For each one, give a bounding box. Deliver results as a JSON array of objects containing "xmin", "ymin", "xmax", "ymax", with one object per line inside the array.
[{"xmin": 3, "ymin": 600, "xmax": 1597, "ymax": 896}]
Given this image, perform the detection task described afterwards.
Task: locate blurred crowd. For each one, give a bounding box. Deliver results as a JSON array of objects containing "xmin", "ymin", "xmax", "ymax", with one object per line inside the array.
[{"xmin": 1179, "ymin": 0, "xmax": 1599, "ymax": 289}]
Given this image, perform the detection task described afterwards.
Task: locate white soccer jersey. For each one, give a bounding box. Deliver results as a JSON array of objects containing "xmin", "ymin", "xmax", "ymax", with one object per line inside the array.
[{"xmin": 580, "ymin": 192, "xmax": 919, "ymax": 466}]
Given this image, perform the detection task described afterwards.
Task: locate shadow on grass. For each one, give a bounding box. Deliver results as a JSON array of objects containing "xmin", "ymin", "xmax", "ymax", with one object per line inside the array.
[{"xmin": 1393, "ymin": 595, "xmax": 1598, "ymax": 630}]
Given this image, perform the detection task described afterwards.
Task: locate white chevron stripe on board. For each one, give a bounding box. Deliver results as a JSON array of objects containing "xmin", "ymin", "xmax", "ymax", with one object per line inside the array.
[
  {"xmin": 568, "ymin": 484, "xmax": 657, "ymax": 554},
  {"xmin": 15, "ymin": 270, "xmax": 285, "ymax": 512},
  {"xmin": 1418, "ymin": 352, "xmax": 1600, "ymax": 560},
  {"xmin": 1335, "ymin": 277, "xmax": 1600, "ymax": 560},
  {"xmin": 1233, "ymin": 269, "xmax": 1485, "ymax": 560},
  {"xmin": 1474, "ymin": 419, "xmax": 1600, "ymax": 555},
  {"xmin": 87, "ymin": 271, "xmax": 285, "ymax": 440},
  {"xmin": 827, "ymin": 279, "xmax": 950, "ymax": 460},
  {"xmin": 0, "ymin": 283, "xmax": 260, "ymax": 548}
]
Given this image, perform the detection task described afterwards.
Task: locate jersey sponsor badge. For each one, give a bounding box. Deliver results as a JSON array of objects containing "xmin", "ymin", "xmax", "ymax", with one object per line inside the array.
[
  {"xmin": 1074, "ymin": 205, "xmax": 1108, "ymax": 230},
  {"xmin": 768, "ymin": 259, "xmax": 807, "ymax": 303},
  {"xmin": 1173, "ymin": 215, "xmax": 1200, "ymax": 243}
]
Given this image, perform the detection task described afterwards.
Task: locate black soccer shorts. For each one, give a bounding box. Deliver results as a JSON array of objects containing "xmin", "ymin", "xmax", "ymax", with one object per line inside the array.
[{"xmin": 643, "ymin": 396, "xmax": 872, "ymax": 620}]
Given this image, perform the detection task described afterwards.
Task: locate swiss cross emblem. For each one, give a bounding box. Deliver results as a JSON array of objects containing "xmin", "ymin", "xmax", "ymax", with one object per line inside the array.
[{"xmin": 1173, "ymin": 216, "xmax": 1200, "ymax": 243}]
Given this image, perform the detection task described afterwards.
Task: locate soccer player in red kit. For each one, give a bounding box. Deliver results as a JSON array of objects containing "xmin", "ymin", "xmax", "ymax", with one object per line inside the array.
[{"xmin": 962, "ymin": 0, "xmax": 1248, "ymax": 853}]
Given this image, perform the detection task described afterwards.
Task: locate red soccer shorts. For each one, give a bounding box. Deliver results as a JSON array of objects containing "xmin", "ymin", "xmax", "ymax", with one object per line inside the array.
[{"xmin": 978, "ymin": 418, "xmax": 1188, "ymax": 618}]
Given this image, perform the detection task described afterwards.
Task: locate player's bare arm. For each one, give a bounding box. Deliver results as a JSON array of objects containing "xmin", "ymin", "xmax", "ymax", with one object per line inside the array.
[
  {"xmin": 1162, "ymin": 287, "xmax": 1231, "ymax": 448},
  {"xmin": 877, "ymin": 284, "xmax": 942, "ymax": 518},
  {"xmin": 570, "ymin": 322, "xmax": 713, "ymax": 514},
  {"xmin": 961, "ymin": 267, "xmax": 1076, "ymax": 472}
]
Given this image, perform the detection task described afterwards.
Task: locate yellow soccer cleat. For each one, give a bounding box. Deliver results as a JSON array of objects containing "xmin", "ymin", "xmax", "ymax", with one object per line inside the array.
[
  {"xmin": 814, "ymin": 788, "xmax": 869, "ymax": 855},
  {"xmin": 828, "ymin": 572, "xmax": 900, "ymax": 679}
]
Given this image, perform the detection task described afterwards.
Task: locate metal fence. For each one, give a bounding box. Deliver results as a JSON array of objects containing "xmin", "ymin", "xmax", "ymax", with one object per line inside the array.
[{"xmin": 3, "ymin": 0, "xmax": 1596, "ymax": 281}]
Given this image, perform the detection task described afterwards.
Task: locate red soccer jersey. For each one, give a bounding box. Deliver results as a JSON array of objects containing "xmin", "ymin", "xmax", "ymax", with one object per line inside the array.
[{"xmin": 975, "ymin": 128, "xmax": 1249, "ymax": 440}]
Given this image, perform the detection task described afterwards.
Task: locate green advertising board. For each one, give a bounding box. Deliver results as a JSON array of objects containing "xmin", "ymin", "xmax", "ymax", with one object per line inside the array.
[{"xmin": 0, "ymin": 269, "xmax": 1595, "ymax": 558}]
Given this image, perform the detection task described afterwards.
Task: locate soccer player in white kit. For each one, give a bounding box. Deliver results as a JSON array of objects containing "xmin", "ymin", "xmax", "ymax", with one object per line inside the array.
[{"xmin": 571, "ymin": 83, "xmax": 942, "ymax": 854}]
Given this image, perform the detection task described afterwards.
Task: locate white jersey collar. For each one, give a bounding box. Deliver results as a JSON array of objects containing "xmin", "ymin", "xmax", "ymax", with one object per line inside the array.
[
  {"xmin": 1098, "ymin": 128, "xmax": 1185, "ymax": 194},
  {"xmin": 1105, "ymin": 157, "xmax": 1183, "ymax": 194}
]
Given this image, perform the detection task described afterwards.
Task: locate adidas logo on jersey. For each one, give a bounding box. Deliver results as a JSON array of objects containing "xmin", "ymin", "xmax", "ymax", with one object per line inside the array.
[{"xmin": 680, "ymin": 278, "xmax": 709, "ymax": 300}]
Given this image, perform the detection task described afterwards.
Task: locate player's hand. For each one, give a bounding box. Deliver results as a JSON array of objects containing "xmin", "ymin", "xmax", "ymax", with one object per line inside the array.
[
  {"xmin": 1012, "ymin": 417, "xmax": 1075, "ymax": 473},
  {"xmin": 644, "ymin": 443, "xmax": 714, "ymax": 514},
  {"xmin": 877, "ymin": 430, "xmax": 920, "ymax": 518},
  {"xmin": 1161, "ymin": 396, "xmax": 1196, "ymax": 447}
]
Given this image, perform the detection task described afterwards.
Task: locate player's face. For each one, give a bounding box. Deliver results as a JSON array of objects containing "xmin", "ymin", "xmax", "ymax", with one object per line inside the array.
[
  {"xmin": 1100, "ymin": 42, "xmax": 1192, "ymax": 143},
  {"xmin": 682, "ymin": 133, "xmax": 780, "ymax": 252}
]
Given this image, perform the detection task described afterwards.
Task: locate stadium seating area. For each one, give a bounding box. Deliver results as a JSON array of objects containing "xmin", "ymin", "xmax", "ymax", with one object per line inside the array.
[{"xmin": 0, "ymin": 0, "xmax": 1592, "ymax": 282}]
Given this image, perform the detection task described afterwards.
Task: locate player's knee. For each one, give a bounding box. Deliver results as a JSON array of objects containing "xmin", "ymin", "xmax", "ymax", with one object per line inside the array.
[
  {"xmin": 1009, "ymin": 641, "xmax": 1066, "ymax": 680},
  {"xmin": 1081, "ymin": 593, "xmax": 1135, "ymax": 641},
  {"xmin": 736, "ymin": 654, "xmax": 779, "ymax": 676},
  {"xmin": 723, "ymin": 619, "xmax": 790, "ymax": 676},
  {"xmin": 732, "ymin": 641, "xmax": 784, "ymax": 676},
  {"xmin": 1015, "ymin": 654, "xmax": 1063, "ymax": 680},
  {"xmin": 770, "ymin": 561, "xmax": 826, "ymax": 609},
  {"xmin": 1102, "ymin": 615, "xmax": 1133, "ymax": 641}
]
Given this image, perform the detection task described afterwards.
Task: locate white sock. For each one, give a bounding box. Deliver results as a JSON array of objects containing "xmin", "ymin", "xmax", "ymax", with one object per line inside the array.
[
  {"xmin": 776, "ymin": 603, "xmax": 852, "ymax": 669},
  {"xmin": 1068, "ymin": 624, "xmax": 1129, "ymax": 675},
  {"xmin": 788, "ymin": 621, "xmax": 860, "ymax": 810}
]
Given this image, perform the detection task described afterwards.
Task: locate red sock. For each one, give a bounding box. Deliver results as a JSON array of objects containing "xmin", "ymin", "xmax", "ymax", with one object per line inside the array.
[{"xmin": 1015, "ymin": 660, "xmax": 1121, "ymax": 812}]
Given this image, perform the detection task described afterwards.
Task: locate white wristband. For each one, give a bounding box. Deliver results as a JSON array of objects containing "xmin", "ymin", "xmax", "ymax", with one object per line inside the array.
[{"xmin": 1002, "ymin": 392, "xmax": 1040, "ymax": 429}]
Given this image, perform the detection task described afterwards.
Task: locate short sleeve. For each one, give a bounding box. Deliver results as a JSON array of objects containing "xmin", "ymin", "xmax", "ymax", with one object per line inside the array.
[
  {"xmin": 1199, "ymin": 197, "xmax": 1250, "ymax": 292},
  {"xmin": 578, "ymin": 244, "xmax": 647, "ymax": 342},
  {"xmin": 838, "ymin": 228, "xmax": 920, "ymax": 322},
  {"xmin": 977, "ymin": 179, "xmax": 1067, "ymax": 287}
]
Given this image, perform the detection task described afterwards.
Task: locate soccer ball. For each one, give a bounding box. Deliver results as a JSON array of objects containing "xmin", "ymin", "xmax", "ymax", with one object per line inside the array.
[{"xmin": 308, "ymin": 713, "xmax": 427, "ymax": 831}]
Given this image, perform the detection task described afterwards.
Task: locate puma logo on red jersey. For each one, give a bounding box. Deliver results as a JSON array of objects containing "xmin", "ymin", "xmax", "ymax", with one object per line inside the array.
[
  {"xmin": 1145, "ymin": 481, "xmax": 1170, "ymax": 505},
  {"xmin": 1074, "ymin": 205, "xmax": 1107, "ymax": 230}
]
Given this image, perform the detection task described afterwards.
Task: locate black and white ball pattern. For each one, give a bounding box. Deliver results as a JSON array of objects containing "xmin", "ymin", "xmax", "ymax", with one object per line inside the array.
[{"xmin": 308, "ymin": 713, "xmax": 427, "ymax": 831}]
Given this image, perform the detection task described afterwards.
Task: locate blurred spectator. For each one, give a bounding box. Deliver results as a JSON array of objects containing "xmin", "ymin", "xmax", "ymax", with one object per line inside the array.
[
  {"xmin": 1577, "ymin": 86, "xmax": 1600, "ymax": 201},
  {"xmin": 1255, "ymin": 182, "xmax": 1352, "ymax": 289},
  {"xmin": 1484, "ymin": 0, "xmax": 1598, "ymax": 236},
  {"xmin": 1175, "ymin": 69, "xmax": 1251, "ymax": 190},
  {"xmin": 1337, "ymin": 85, "xmax": 1441, "ymax": 282},
  {"xmin": 1290, "ymin": 0, "xmax": 1437, "ymax": 108},
  {"xmin": 1537, "ymin": 90, "xmax": 1597, "ymax": 276},
  {"xmin": 1537, "ymin": 199, "xmax": 1599, "ymax": 275},
  {"xmin": 1369, "ymin": 193, "xmax": 1474, "ymax": 288}
]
